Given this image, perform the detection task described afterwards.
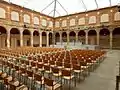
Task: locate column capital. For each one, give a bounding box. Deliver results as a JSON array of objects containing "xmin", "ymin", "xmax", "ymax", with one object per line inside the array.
[
  {"xmin": 66, "ymin": 31, "xmax": 70, "ymax": 34},
  {"xmin": 46, "ymin": 31, "xmax": 49, "ymax": 35},
  {"xmin": 84, "ymin": 30, "xmax": 89, "ymax": 33}
]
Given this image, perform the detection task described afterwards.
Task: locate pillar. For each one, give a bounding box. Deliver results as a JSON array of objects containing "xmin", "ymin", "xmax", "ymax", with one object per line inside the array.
[
  {"xmin": 46, "ymin": 32, "xmax": 49, "ymax": 47},
  {"xmin": 39, "ymin": 32, "xmax": 42, "ymax": 47},
  {"xmin": 85, "ymin": 30, "xmax": 88, "ymax": 45},
  {"xmin": 52, "ymin": 32, "xmax": 55, "ymax": 47},
  {"xmin": 96, "ymin": 30, "xmax": 100, "ymax": 45},
  {"xmin": 7, "ymin": 30, "xmax": 10, "ymax": 48},
  {"xmin": 110, "ymin": 30, "xmax": 113, "ymax": 49},
  {"xmin": 60, "ymin": 32, "xmax": 62, "ymax": 45},
  {"xmin": 30, "ymin": 31, "xmax": 33, "ymax": 47},
  {"xmin": 20, "ymin": 30, "xmax": 23, "ymax": 47},
  {"xmin": 75, "ymin": 31, "xmax": 78, "ymax": 42},
  {"xmin": 67, "ymin": 31, "xmax": 69, "ymax": 45}
]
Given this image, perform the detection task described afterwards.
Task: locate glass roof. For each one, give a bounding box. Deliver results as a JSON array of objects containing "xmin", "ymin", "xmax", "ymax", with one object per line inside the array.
[{"xmin": 4, "ymin": 0, "xmax": 120, "ymax": 17}]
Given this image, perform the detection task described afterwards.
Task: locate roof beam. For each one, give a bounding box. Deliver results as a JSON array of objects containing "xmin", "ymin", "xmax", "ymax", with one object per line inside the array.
[
  {"xmin": 80, "ymin": 0, "xmax": 87, "ymax": 11},
  {"xmin": 55, "ymin": 10, "xmax": 61, "ymax": 16},
  {"xmin": 109, "ymin": 0, "xmax": 111, "ymax": 6},
  {"xmin": 41, "ymin": 0, "xmax": 54, "ymax": 13},
  {"xmin": 94, "ymin": 0, "xmax": 99, "ymax": 9},
  {"xmin": 53, "ymin": 0, "xmax": 57, "ymax": 17},
  {"xmin": 57, "ymin": 0, "xmax": 68, "ymax": 15}
]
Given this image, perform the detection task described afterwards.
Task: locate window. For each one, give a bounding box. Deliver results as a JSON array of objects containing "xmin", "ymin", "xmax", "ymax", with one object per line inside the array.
[
  {"xmin": 11, "ymin": 11, "xmax": 19, "ymax": 21},
  {"xmin": 0, "ymin": 8, "xmax": 5, "ymax": 18}
]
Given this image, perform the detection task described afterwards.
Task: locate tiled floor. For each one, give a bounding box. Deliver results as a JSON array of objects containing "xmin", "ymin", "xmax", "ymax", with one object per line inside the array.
[{"xmin": 65, "ymin": 50, "xmax": 120, "ymax": 90}]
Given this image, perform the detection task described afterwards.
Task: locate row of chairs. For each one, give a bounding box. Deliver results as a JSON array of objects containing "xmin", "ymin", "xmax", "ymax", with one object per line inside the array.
[{"xmin": 0, "ymin": 48, "xmax": 106, "ymax": 90}]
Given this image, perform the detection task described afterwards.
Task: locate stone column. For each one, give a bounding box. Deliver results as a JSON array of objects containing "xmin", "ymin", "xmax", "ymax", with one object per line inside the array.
[
  {"xmin": 60, "ymin": 32, "xmax": 62, "ymax": 45},
  {"xmin": 75, "ymin": 31, "xmax": 78, "ymax": 42},
  {"xmin": 20, "ymin": 30, "xmax": 23, "ymax": 47},
  {"xmin": 7, "ymin": 30, "xmax": 10, "ymax": 48},
  {"xmin": 85, "ymin": 30, "xmax": 88, "ymax": 45},
  {"xmin": 30, "ymin": 31, "xmax": 33, "ymax": 47},
  {"xmin": 0, "ymin": 36, "xmax": 1, "ymax": 48},
  {"xmin": 46, "ymin": 32, "xmax": 49, "ymax": 47},
  {"xmin": 52, "ymin": 32, "xmax": 55, "ymax": 47},
  {"xmin": 67, "ymin": 31, "xmax": 70, "ymax": 45},
  {"xmin": 110, "ymin": 30, "xmax": 113, "ymax": 49},
  {"xmin": 39, "ymin": 32, "xmax": 42, "ymax": 47},
  {"xmin": 96, "ymin": 30, "xmax": 100, "ymax": 45}
]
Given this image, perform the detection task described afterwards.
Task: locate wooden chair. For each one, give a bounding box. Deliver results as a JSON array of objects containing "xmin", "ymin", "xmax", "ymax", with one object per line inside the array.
[
  {"xmin": 44, "ymin": 77, "xmax": 62, "ymax": 90},
  {"xmin": 61, "ymin": 69, "xmax": 76, "ymax": 90}
]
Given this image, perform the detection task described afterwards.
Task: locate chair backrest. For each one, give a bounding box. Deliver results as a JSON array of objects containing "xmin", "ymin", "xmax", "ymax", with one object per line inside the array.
[
  {"xmin": 34, "ymin": 74, "xmax": 42, "ymax": 81},
  {"xmin": 44, "ymin": 77, "xmax": 53, "ymax": 86},
  {"xmin": 52, "ymin": 67, "xmax": 59, "ymax": 73},
  {"xmin": 26, "ymin": 70, "xmax": 33, "ymax": 77},
  {"xmin": 64, "ymin": 63, "xmax": 71, "ymax": 68},
  {"xmin": 62, "ymin": 69, "xmax": 71, "ymax": 76},
  {"xmin": 44, "ymin": 65, "xmax": 50, "ymax": 71},
  {"xmin": 73, "ymin": 64, "xmax": 81, "ymax": 70},
  {"xmin": 56, "ymin": 61, "xmax": 62, "ymax": 66},
  {"xmin": 37, "ymin": 63, "xmax": 43, "ymax": 68}
]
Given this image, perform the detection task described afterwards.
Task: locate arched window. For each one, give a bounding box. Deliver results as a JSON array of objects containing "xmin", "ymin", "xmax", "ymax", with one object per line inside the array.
[
  {"xmin": 11, "ymin": 11, "xmax": 19, "ymax": 21},
  {"xmin": 24, "ymin": 14, "xmax": 30, "ymax": 23},
  {"xmin": 42, "ymin": 19, "xmax": 47, "ymax": 26},
  {"xmin": 70, "ymin": 19, "xmax": 75, "ymax": 26},
  {"xmin": 114, "ymin": 12, "xmax": 120, "ymax": 21},
  {"xmin": 89, "ymin": 16, "xmax": 96, "ymax": 24},
  {"xmin": 49, "ymin": 21, "xmax": 53, "ymax": 27},
  {"xmin": 100, "ymin": 14, "xmax": 109, "ymax": 22},
  {"xmin": 78, "ymin": 17, "xmax": 85, "ymax": 25},
  {"xmin": 0, "ymin": 8, "xmax": 5, "ymax": 18},
  {"xmin": 62, "ymin": 20, "xmax": 67, "ymax": 27},
  {"xmin": 55, "ymin": 21, "xmax": 59, "ymax": 27},
  {"xmin": 34, "ymin": 17, "xmax": 39, "ymax": 25}
]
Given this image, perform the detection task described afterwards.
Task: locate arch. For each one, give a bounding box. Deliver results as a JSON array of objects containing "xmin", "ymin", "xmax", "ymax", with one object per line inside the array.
[
  {"xmin": 88, "ymin": 30, "xmax": 96, "ymax": 36},
  {"xmin": 55, "ymin": 21, "xmax": 60, "ymax": 27},
  {"xmin": 114, "ymin": 12, "xmax": 120, "ymax": 21},
  {"xmin": 69, "ymin": 31, "xmax": 76, "ymax": 42},
  {"xmin": 100, "ymin": 28, "xmax": 110, "ymax": 36},
  {"xmin": 99, "ymin": 28, "xmax": 110, "ymax": 48},
  {"xmin": 78, "ymin": 17, "xmax": 85, "ymax": 25},
  {"xmin": 23, "ymin": 29, "xmax": 31, "ymax": 46},
  {"xmin": 49, "ymin": 32, "xmax": 52, "ymax": 45},
  {"xmin": 11, "ymin": 11, "xmax": 19, "ymax": 21},
  {"xmin": 62, "ymin": 32, "xmax": 67, "ymax": 42},
  {"xmin": 88, "ymin": 30, "xmax": 97, "ymax": 45},
  {"xmin": 10, "ymin": 28, "xmax": 20, "ymax": 48},
  {"xmin": 55, "ymin": 32, "xmax": 60, "ymax": 43},
  {"xmin": 49, "ymin": 21, "xmax": 53, "ymax": 27},
  {"xmin": 42, "ymin": 19, "xmax": 47, "ymax": 26},
  {"xmin": 42, "ymin": 32, "xmax": 47, "ymax": 46},
  {"xmin": 62, "ymin": 20, "xmax": 67, "ymax": 27},
  {"xmin": 100, "ymin": 14, "xmax": 109, "ymax": 22},
  {"xmin": 70, "ymin": 19, "xmax": 75, "ymax": 26},
  {"xmin": 78, "ymin": 30, "xmax": 85, "ymax": 44},
  {"xmin": 23, "ymin": 14, "xmax": 30, "ymax": 23},
  {"xmin": 0, "ymin": 8, "xmax": 5, "ymax": 18},
  {"xmin": 34, "ymin": 17, "xmax": 39, "ymax": 25},
  {"xmin": 0, "ymin": 26, "xmax": 7, "ymax": 48},
  {"xmin": 113, "ymin": 28, "xmax": 120, "ymax": 49},
  {"xmin": 0, "ymin": 26, "xmax": 7, "ymax": 34},
  {"xmin": 10, "ymin": 28, "xmax": 20, "ymax": 34},
  {"xmin": 23, "ymin": 29, "xmax": 30, "ymax": 35},
  {"xmin": 89, "ymin": 16, "xmax": 96, "ymax": 24},
  {"xmin": 33, "ymin": 31, "xmax": 39, "ymax": 36},
  {"xmin": 33, "ymin": 30, "xmax": 39, "ymax": 47}
]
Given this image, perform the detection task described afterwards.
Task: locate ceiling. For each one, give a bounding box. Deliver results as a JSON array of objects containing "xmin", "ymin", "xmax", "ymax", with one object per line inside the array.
[{"xmin": 4, "ymin": 0, "xmax": 120, "ymax": 17}]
